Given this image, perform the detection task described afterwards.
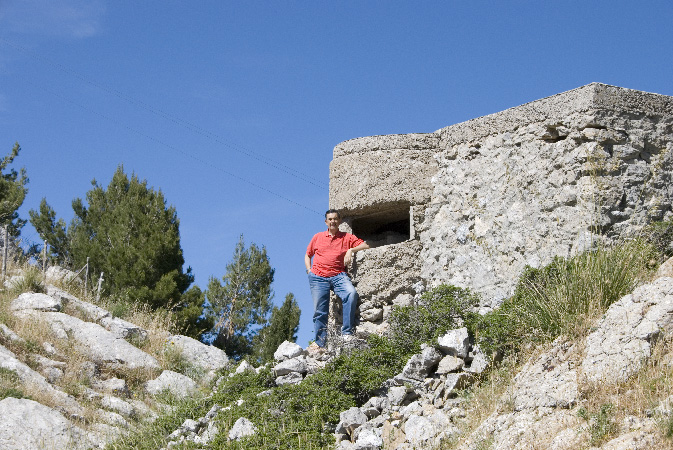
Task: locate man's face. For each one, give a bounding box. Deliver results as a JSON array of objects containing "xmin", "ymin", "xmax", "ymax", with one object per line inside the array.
[{"xmin": 325, "ymin": 213, "xmax": 341, "ymax": 232}]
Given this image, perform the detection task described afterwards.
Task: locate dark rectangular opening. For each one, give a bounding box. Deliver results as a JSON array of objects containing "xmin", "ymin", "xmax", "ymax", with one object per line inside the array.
[{"xmin": 350, "ymin": 204, "xmax": 410, "ymax": 247}]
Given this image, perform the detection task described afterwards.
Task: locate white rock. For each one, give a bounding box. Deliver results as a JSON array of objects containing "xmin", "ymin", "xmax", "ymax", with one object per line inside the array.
[
  {"xmin": 401, "ymin": 346, "xmax": 442, "ymax": 381},
  {"xmin": 0, "ymin": 398, "xmax": 91, "ymax": 450},
  {"xmin": 145, "ymin": 370, "xmax": 197, "ymax": 398},
  {"xmin": 275, "ymin": 371, "xmax": 303, "ymax": 386},
  {"xmin": 167, "ymin": 335, "xmax": 229, "ymax": 373},
  {"xmin": 101, "ymin": 395, "xmax": 135, "ymax": 417},
  {"xmin": 273, "ymin": 340, "xmax": 305, "ymax": 361},
  {"xmin": 582, "ymin": 277, "xmax": 673, "ymax": 383},
  {"xmin": 20, "ymin": 310, "xmax": 159, "ymax": 371},
  {"xmin": 354, "ymin": 427, "xmax": 383, "ymax": 449},
  {"xmin": 337, "ymin": 407, "xmax": 368, "ymax": 435},
  {"xmin": 0, "ymin": 343, "xmax": 83, "ymax": 417},
  {"xmin": 228, "ymin": 417, "xmax": 256, "ymax": 441},
  {"xmin": 11, "ymin": 292, "xmax": 61, "ymax": 312},
  {"xmin": 235, "ymin": 360, "xmax": 256, "ymax": 375},
  {"xmin": 404, "ymin": 414, "xmax": 437, "ymax": 445},
  {"xmin": 274, "ymin": 356, "xmax": 307, "ymax": 376},
  {"xmin": 437, "ymin": 328, "xmax": 470, "ymax": 359},
  {"xmin": 99, "ymin": 316, "xmax": 148, "ymax": 341},
  {"xmin": 435, "ymin": 355, "xmax": 464, "ymax": 374}
]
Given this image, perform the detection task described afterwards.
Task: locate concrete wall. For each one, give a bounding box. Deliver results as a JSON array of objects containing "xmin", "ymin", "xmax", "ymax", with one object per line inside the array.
[{"xmin": 330, "ymin": 83, "xmax": 673, "ymax": 334}]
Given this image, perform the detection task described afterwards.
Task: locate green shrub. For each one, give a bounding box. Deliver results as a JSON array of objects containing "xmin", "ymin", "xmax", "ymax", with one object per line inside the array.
[
  {"xmin": 0, "ymin": 368, "xmax": 26, "ymax": 401},
  {"xmin": 472, "ymin": 239, "xmax": 654, "ymax": 357},
  {"xmin": 578, "ymin": 403, "xmax": 617, "ymax": 445},
  {"xmin": 642, "ymin": 219, "xmax": 673, "ymax": 260},
  {"xmin": 105, "ymin": 395, "xmax": 209, "ymax": 450},
  {"xmin": 9, "ymin": 266, "xmax": 45, "ymax": 295},
  {"xmin": 388, "ymin": 285, "xmax": 480, "ymax": 355}
]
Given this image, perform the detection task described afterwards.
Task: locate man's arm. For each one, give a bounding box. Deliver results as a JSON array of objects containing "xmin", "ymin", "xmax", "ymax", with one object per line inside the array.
[
  {"xmin": 344, "ymin": 242, "xmax": 370, "ymax": 266},
  {"xmin": 305, "ymin": 253, "xmax": 312, "ymax": 273}
]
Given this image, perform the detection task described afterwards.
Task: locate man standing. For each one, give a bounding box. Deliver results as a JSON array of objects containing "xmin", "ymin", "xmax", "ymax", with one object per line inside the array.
[{"xmin": 305, "ymin": 209, "xmax": 370, "ymax": 351}]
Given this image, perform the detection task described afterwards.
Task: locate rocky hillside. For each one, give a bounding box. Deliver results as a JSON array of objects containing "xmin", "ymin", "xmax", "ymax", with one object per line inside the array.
[
  {"xmin": 1, "ymin": 255, "xmax": 672, "ymax": 449},
  {"xmin": 0, "ymin": 266, "xmax": 230, "ymax": 449}
]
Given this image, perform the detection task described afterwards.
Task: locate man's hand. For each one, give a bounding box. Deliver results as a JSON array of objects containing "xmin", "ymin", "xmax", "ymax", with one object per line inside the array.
[
  {"xmin": 344, "ymin": 249, "xmax": 354, "ymax": 266},
  {"xmin": 344, "ymin": 241, "xmax": 370, "ymax": 267}
]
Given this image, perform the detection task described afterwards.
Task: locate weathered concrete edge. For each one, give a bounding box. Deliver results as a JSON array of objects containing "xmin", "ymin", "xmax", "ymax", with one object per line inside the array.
[{"xmin": 333, "ymin": 83, "xmax": 673, "ymax": 158}]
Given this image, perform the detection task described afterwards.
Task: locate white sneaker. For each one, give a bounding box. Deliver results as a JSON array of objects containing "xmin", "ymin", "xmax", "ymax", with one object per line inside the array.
[{"xmin": 341, "ymin": 334, "xmax": 357, "ymax": 343}]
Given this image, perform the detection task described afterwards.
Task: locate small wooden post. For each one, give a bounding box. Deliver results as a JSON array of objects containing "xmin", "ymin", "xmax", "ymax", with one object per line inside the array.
[
  {"xmin": 2, "ymin": 225, "xmax": 7, "ymax": 281},
  {"xmin": 84, "ymin": 257, "xmax": 90, "ymax": 294},
  {"xmin": 42, "ymin": 240, "xmax": 47, "ymax": 279},
  {"xmin": 96, "ymin": 272, "xmax": 103, "ymax": 303}
]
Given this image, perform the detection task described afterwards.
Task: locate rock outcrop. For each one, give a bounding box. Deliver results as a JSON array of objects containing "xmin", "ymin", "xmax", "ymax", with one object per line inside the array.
[{"xmin": 0, "ymin": 273, "xmax": 229, "ymax": 449}]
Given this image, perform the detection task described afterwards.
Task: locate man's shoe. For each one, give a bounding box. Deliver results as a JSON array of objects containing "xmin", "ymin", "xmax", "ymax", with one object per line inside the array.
[
  {"xmin": 307, "ymin": 342, "xmax": 326, "ymax": 355},
  {"xmin": 341, "ymin": 334, "xmax": 357, "ymax": 343}
]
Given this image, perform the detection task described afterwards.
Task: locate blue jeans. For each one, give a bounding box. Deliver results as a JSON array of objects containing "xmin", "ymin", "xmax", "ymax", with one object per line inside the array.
[{"xmin": 308, "ymin": 272, "xmax": 358, "ymax": 347}]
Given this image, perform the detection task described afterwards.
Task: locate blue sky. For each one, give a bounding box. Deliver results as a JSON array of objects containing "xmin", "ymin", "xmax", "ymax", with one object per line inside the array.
[{"xmin": 1, "ymin": 1, "xmax": 672, "ymax": 347}]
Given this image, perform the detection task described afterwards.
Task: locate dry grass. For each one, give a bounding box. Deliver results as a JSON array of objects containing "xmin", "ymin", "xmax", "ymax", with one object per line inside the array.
[
  {"xmin": 437, "ymin": 354, "xmax": 522, "ymax": 449},
  {"xmin": 577, "ymin": 336, "xmax": 673, "ymax": 446}
]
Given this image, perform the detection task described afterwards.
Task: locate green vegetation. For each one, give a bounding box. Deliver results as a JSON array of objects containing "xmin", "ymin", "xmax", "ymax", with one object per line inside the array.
[
  {"xmin": 0, "ymin": 142, "xmax": 28, "ymax": 236},
  {"xmin": 8, "ymin": 265, "xmax": 45, "ymax": 295},
  {"xmin": 106, "ymin": 395, "xmax": 211, "ymax": 450},
  {"xmin": 205, "ymin": 235, "xmax": 275, "ymax": 359},
  {"xmin": 578, "ymin": 403, "xmax": 617, "ymax": 445},
  {"xmin": 469, "ymin": 238, "xmax": 655, "ymax": 357},
  {"xmin": 387, "ymin": 284, "xmax": 480, "ymax": 355},
  {"xmin": 252, "ymin": 293, "xmax": 301, "ymax": 364},
  {"xmin": 0, "ymin": 368, "xmax": 27, "ymax": 401},
  {"xmin": 208, "ymin": 336, "xmax": 412, "ymax": 449},
  {"xmin": 641, "ymin": 218, "xmax": 673, "ymax": 259},
  {"xmin": 29, "ymin": 166, "xmax": 207, "ymax": 338}
]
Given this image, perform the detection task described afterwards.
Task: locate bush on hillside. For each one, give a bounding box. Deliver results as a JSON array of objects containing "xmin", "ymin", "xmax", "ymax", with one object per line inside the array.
[
  {"xmin": 471, "ymin": 238, "xmax": 656, "ymax": 357},
  {"xmin": 387, "ymin": 285, "xmax": 480, "ymax": 355},
  {"xmin": 641, "ymin": 219, "xmax": 673, "ymax": 260}
]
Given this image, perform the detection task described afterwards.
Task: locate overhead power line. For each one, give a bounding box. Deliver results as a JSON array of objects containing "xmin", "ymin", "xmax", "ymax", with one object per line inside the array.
[
  {"xmin": 0, "ymin": 37, "xmax": 327, "ymax": 190},
  {"xmin": 22, "ymin": 78, "xmax": 322, "ymax": 215}
]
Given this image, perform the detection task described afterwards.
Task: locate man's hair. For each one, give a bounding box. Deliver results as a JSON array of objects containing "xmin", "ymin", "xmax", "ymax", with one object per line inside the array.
[{"xmin": 325, "ymin": 209, "xmax": 341, "ymax": 219}]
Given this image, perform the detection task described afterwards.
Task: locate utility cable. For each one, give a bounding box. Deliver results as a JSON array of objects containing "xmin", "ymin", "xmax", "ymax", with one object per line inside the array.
[
  {"xmin": 0, "ymin": 37, "xmax": 327, "ymax": 189},
  {"xmin": 22, "ymin": 79, "xmax": 322, "ymax": 215}
]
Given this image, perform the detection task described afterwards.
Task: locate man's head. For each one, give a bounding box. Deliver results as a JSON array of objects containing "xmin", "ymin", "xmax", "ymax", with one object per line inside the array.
[
  {"xmin": 325, "ymin": 209, "xmax": 341, "ymax": 219},
  {"xmin": 325, "ymin": 209, "xmax": 342, "ymax": 234}
]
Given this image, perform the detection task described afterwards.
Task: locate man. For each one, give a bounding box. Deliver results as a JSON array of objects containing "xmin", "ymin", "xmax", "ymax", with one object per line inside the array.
[{"xmin": 305, "ymin": 209, "xmax": 370, "ymax": 351}]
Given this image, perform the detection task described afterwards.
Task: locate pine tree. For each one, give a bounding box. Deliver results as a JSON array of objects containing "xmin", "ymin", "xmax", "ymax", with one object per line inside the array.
[
  {"xmin": 0, "ymin": 142, "xmax": 28, "ymax": 236},
  {"xmin": 29, "ymin": 198, "xmax": 69, "ymax": 264},
  {"xmin": 205, "ymin": 235, "xmax": 274, "ymax": 359},
  {"xmin": 67, "ymin": 166, "xmax": 193, "ymax": 308},
  {"xmin": 253, "ymin": 292, "xmax": 301, "ymax": 363},
  {"xmin": 174, "ymin": 285, "xmax": 214, "ymax": 341}
]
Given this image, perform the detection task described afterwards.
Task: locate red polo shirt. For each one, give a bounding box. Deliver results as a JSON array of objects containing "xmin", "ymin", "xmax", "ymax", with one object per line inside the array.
[{"xmin": 306, "ymin": 231, "xmax": 364, "ymax": 277}]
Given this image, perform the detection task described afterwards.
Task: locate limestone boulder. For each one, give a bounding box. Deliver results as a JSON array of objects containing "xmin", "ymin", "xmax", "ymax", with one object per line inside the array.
[
  {"xmin": 274, "ymin": 356, "xmax": 307, "ymax": 376},
  {"xmin": 273, "ymin": 340, "xmax": 305, "ymax": 361},
  {"xmin": 401, "ymin": 346, "xmax": 442, "ymax": 381},
  {"xmin": 0, "ymin": 343, "xmax": 83, "ymax": 417},
  {"xmin": 145, "ymin": 370, "xmax": 197, "ymax": 398},
  {"xmin": 11, "ymin": 292, "xmax": 61, "ymax": 312},
  {"xmin": 0, "ymin": 398, "xmax": 92, "ymax": 450},
  {"xmin": 337, "ymin": 407, "xmax": 369, "ymax": 436},
  {"xmin": 228, "ymin": 417, "xmax": 256, "ymax": 441},
  {"xmin": 582, "ymin": 277, "xmax": 673, "ymax": 383},
  {"xmin": 167, "ymin": 335, "xmax": 229, "ymax": 373},
  {"xmin": 19, "ymin": 311, "xmax": 159, "ymax": 371},
  {"xmin": 437, "ymin": 328, "xmax": 470, "ymax": 359},
  {"xmin": 275, "ymin": 371, "xmax": 303, "ymax": 386}
]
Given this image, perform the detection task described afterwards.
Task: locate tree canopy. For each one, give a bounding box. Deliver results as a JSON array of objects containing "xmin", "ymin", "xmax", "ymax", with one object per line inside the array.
[
  {"xmin": 252, "ymin": 292, "xmax": 301, "ymax": 363},
  {"xmin": 0, "ymin": 142, "xmax": 28, "ymax": 236},
  {"xmin": 30, "ymin": 166, "xmax": 194, "ymax": 312},
  {"xmin": 205, "ymin": 235, "xmax": 274, "ymax": 359}
]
